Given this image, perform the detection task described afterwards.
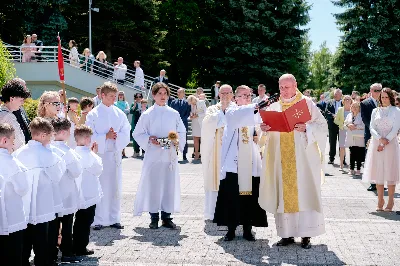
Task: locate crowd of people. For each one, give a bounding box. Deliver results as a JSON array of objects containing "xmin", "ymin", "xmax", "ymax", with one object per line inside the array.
[{"xmin": 1, "ymin": 70, "xmax": 400, "ymax": 265}]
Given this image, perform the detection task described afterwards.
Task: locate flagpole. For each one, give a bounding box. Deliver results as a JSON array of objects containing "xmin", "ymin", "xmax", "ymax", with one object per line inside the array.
[{"xmin": 57, "ymin": 32, "xmax": 68, "ymax": 117}]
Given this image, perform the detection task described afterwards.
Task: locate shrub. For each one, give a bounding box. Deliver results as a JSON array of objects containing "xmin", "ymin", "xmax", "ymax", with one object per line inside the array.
[
  {"xmin": 23, "ymin": 98, "xmax": 39, "ymax": 121},
  {"xmin": 0, "ymin": 40, "xmax": 16, "ymax": 88}
]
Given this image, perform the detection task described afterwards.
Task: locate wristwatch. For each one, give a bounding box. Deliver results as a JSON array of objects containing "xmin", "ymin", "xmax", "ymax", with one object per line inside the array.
[{"xmin": 379, "ymin": 143, "xmax": 385, "ymax": 147}]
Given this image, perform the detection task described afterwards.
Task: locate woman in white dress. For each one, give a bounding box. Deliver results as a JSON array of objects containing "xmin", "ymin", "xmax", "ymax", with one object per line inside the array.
[
  {"xmin": 21, "ymin": 35, "xmax": 36, "ymax": 62},
  {"xmin": 363, "ymin": 88, "xmax": 400, "ymax": 212},
  {"xmin": 68, "ymin": 40, "xmax": 79, "ymax": 67},
  {"xmin": 187, "ymin": 95, "xmax": 207, "ymax": 160}
]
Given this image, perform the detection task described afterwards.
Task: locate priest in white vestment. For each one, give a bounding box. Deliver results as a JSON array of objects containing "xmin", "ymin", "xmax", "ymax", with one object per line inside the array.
[
  {"xmin": 133, "ymin": 82, "xmax": 186, "ymax": 229},
  {"xmin": 86, "ymin": 82, "xmax": 131, "ymax": 230},
  {"xmin": 201, "ymin": 85, "xmax": 235, "ymax": 220},
  {"xmin": 259, "ymin": 74, "xmax": 327, "ymax": 249},
  {"xmin": 213, "ymin": 85, "xmax": 268, "ymax": 241}
]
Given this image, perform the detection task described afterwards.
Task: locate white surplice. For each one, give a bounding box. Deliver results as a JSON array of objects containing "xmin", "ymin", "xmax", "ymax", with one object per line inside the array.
[
  {"xmin": 259, "ymin": 94, "xmax": 327, "ymax": 238},
  {"xmin": 86, "ymin": 103, "xmax": 131, "ymax": 226},
  {"xmin": 13, "ymin": 140, "xmax": 66, "ymax": 225},
  {"xmin": 132, "ymin": 104, "xmax": 186, "ymax": 215},
  {"xmin": 0, "ymin": 148, "xmax": 29, "ymax": 235}
]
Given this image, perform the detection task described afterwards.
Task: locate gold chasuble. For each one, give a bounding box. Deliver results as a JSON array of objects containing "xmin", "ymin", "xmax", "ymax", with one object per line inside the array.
[
  {"xmin": 238, "ymin": 126, "xmax": 253, "ymax": 195},
  {"xmin": 212, "ymin": 127, "xmax": 224, "ymax": 191},
  {"xmin": 279, "ymin": 93, "xmax": 303, "ymax": 213}
]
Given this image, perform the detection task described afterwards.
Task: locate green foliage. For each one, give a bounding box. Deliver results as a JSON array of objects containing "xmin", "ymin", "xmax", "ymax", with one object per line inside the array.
[
  {"xmin": 23, "ymin": 98, "xmax": 39, "ymax": 121},
  {"xmin": 333, "ymin": 0, "xmax": 400, "ymax": 93},
  {"xmin": 308, "ymin": 41, "xmax": 333, "ymax": 91},
  {"xmin": 0, "ymin": 40, "xmax": 16, "ymax": 88}
]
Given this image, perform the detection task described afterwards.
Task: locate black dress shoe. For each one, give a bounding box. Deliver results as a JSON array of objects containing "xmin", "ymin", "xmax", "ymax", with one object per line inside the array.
[
  {"xmin": 162, "ymin": 219, "xmax": 176, "ymax": 229},
  {"xmin": 343, "ymin": 161, "xmax": 348, "ymax": 166},
  {"xmin": 149, "ymin": 221, "xmax": 159, "ymax": 229},
  {"xmin": 301, "ymin": 237, "xmax": 311, "ymax": 249},
  {"xmin": 93, "ymin": 224, "xmax": 103, "ymax": 230},
  {"xmin": 328, "ymin": 161, "xmax": 334, "ymax": 164},
  {"xmin": 396, "ymin": 211, "xmax": 400, "ymax": 215},
  {"xmin": 110, "ymin": 223, "xmax": 124, "ymax": 229},
  {"xmin": 75, "ymin": 249, "xmax": 95, "ymax": 256},
  {"xmin": 61, "ymin": 255, "xmax": 83, "ymax": 263},
  {"xmin": 367, "ymin": 184, "xmax": 377, "ymax": 191},
  {"xmin": 224, "ymin": 231, "xmax": 236, "ymax": 241},
  {"xmin": 276, "ymin": 237, "xmax": 295, "ymax": 246},
  {"xmin": 183, "ymin": 156, "xmax": 187, "ymax": 161},
  {"xmin": 243, "ymin": 231, "xmax": 256, "ymax": 241}
]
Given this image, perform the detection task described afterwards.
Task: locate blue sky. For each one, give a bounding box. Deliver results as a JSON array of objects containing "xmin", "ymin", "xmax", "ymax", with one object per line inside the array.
[{"xmin": 307, "ymin": 0, "xmax": 344, "ymax": 52}]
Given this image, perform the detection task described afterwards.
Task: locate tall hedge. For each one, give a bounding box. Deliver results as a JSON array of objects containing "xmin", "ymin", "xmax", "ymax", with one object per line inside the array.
[{"xmin": 0, "ymin": 40, "xmax": 16, "ymax": 88}]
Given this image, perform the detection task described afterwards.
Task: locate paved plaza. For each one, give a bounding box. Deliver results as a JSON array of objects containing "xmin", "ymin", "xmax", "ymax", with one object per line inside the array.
[{"xmin": 75, "ymin": 146, "xmax": 400, "ymax": 266}]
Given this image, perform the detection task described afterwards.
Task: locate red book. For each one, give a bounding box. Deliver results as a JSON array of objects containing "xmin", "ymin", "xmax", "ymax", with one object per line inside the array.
[{"xmin": 259, "ymin": 99, "xmax": 311, "ymax": 132}]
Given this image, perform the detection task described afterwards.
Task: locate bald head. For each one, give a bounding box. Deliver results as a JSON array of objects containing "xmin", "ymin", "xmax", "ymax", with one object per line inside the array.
[
  {"xmin": 279, "ymin": 73, "xmax": 298, "ymax": 99},
  {"xmin": 219, "ymin": 84, "xmax": 232, "ymax": 92},
  {"xmin": 279, "ymin": 74, "xmax": 297, "ymax": 83}
]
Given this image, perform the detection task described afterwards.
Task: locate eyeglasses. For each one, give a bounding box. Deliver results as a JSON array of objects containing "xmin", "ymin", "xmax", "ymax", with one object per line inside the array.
[
  {"xmin": 47, "ymin": 101, "xmax": 61, "ymax": 107},
  {"xmin": 236, "ymin": 94, "xmax": 252, "ymax": 99},
  {"xmin": 374, "ymin": 89, "xmax": 382, "ymax": 92},
  {"xmin": 220, "ymin": 92, "xmax": 232, "ymax": 96}
]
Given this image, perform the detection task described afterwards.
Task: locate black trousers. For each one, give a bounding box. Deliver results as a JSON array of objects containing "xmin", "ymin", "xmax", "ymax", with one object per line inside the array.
[
  {"xmin": 48, "ymin": 216, "xmax": 59, "ymax": 263},
  {"xmin": 73, "ymin": 205, "xmax": 96, "ymax": 253},
  {"xmin": 183, "ymin": 123, "xmax": 188, "ymax": 157},
  {"xmin": 328, "ymin": 125, "xmax": 339, "ymax": 162},
  {"xmin": 0, "ymin": 229, "xmax": 24, "ymax": 266},
  {"xmin": 149, "ymin": 211, "xmax": 171, "ymax": 221},
  {"xmin": 22, "ymin": 222, "xmax": 49, "ymax": 266},
  {"xmin": 59, "ymin": 213, "xmax": 74, "ymax": 256},
  {"xmin": 349, "ymin": 146, "xmax": 364, "ymax": 170}
]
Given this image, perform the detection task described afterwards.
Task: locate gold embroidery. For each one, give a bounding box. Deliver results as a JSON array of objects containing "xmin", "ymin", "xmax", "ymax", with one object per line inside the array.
[
  {"xmin": 241, "ymin": 127, "xmax": 249, "ymax": 144},
  {"xmin": 279, "ymin": 93, "xmax": 303, "ymax": 213},
  {"xmin": 239, "ymin": 191, "xmax": 252, "ymax": 195}
]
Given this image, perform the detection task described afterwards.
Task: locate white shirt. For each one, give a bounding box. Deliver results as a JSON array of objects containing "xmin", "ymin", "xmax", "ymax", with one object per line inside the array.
[
  {"xmin": 13, "ymin": 140, "xmax": 66, "ymax": 225},
  {"xmin": 74, "ymin": 146, "xmax": 103, "ymax": 209},
  {"xmin": 214, "ymin": 86, "xmax": 219, "ymax": 98},
  {"xmin": 114, "ymin": 63, "xmax": 127, "ymax": 80},
  {"xmin": 51, "ymin": 141, "xmax": 83, "ymax": 216},
  {"xmin": 371, "ymin": 97, "xmax": 378, "ymax": 108},
  {"xmin": 334, "ymin": 100, "xmax": 341, "ymax": 114},
  {"xmin": 134, "ymin": 67, "xmax": 145, "ymax": 87},
  {"xmin": 0, "ymin": 148, "xmax": 29, "ymax": 235},
  {"xmin": 252, "ymin": 94, "xmax": 268, "ymax": 104},
  {"xmin": 93, "ymin": 95, "xmax": 102, "ymax": 107}
]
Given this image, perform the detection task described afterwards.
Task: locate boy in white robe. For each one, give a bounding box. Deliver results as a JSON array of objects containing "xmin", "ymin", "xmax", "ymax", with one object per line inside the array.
[
  {"xmin": 133, "ymin": 82, "xmax": 186, "ymax": 229},
  {"xmin": 259, "ymin": 74, "xmax": 327, "ymax": 249},
  {"xmin": 86, "ymin": 82, "xmax": 130, "ymax": 230},
  {"xmin": 73, "ymin": 125, "xmax": 103, "ymax": 256},
  {"xmin": 213, "ymin": 85, "xmax": 268, "ymax": 241},
  {"xmin": 0, "ymin": 123, "xmax": 29, "ymax": 266},
  {"xmin": 13, "ymin": 117, "xmax": 66, "ymax": 266},
  {"xmin": 50, "ymin": 118, "xmax": 83, "ymax": 263}
]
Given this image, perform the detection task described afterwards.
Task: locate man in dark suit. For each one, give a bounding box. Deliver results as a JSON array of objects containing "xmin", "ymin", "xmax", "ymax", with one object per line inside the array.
[
  {"xmin": 316, "ymin": 94, "xmax": 327, "ymax": 116},
  {"xmin": 210, "ymin": 81, "xmax": 221, "ymax": 105},
  {"xmin": 170, "ymin": 88, "xmax": 191, "ymax": 161},
  {"xmin": 153, "ymin": 69, "xmax": 169, "ymax": 85},
  {"xmin": 32, "ymin": 34, "xmax": 43, "ymax": 61},
  {"xmin": 360, "ymin": 83, "xmax": 382, "ymax": 191},
  {"xmin": 325, "ymin": 89, "xmax": 343, "ymax": 164}
]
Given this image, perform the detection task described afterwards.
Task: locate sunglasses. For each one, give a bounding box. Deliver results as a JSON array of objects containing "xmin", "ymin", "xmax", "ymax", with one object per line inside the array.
[
  {"xmin": 374, "ymin": 89, "xmax": 382, "ymax": 92},
  {"xmin": 47, "ymin": 101, "xmax": 61, "ymax": 107}
]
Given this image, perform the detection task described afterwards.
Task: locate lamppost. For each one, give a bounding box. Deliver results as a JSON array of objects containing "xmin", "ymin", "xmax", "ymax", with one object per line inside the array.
[{"xmin": 89, "ymin": 0, "xmax": 99, "ymax": 52}]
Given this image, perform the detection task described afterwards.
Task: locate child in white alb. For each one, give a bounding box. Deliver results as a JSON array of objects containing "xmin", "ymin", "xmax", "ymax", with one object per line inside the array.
[
  {"xmin": 0, "ymin": 123, "xmax": 29, "ymax": 266},
  {"xmin": 50, "ymin": 118, "xmax": 83, "ymax": 263},
  {"xmin": 73, "ymin": 124, "xmax": 103, "ymax": 256},
  {"xmin": 13, "ymin": 117, "xmax": 66, "ymax": 266}
]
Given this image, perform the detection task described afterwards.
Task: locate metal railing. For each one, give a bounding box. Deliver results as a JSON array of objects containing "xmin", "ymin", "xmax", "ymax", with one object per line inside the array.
[{"xmin": 4, "ymin": 44, "xmax": 188, "ymax": 99}]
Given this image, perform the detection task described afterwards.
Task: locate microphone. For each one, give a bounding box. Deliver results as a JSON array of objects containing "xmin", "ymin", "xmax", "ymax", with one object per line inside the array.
[{"xmin": 254, "ymin": 93, "xmax": 279, "ymax": 113}]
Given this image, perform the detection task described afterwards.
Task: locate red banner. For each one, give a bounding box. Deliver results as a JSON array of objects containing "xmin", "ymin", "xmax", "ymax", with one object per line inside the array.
[{"xmin": 57, "ymin": 36, "xmax": 65, "ymax": 81}]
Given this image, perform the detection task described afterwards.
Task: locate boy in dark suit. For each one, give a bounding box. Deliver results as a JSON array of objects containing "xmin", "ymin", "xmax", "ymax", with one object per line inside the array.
[{"xmin": 325, "ymin": 89, "xmax": 343, "ymax": 164}]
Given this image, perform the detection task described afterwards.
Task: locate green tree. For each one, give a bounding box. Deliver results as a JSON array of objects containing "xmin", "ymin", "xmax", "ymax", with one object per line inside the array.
[
  {"xmin": 308, "ymin": 41, "xmax": 333, "ymax": 91},
  {"xmin": 0, "ymin": 40, "xmax": 16, "ymax": 88},
  {"xmin": 333, "ymin": 0, "xmax": 400, "ymax": 93}
]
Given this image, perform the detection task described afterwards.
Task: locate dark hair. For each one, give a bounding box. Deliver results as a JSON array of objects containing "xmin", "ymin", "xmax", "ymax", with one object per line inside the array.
[
  {"xmin": 68, "ymin": 97, "xmax": 79, "ymax": 104},
  {"xmin": 395, "ymin": 95, "xmax": 400, "ymax": 106},
  {"xmin": 0, "ymin": 79, "xmax": 31, "ymax": 102},
  {"xmin": 134, "ymin": 93, "xmax": 143, "ymax": 99},
  {"xmin": 152, "ymin": 82, "xmax": 170, "ymax": 96},
  {"xmin": 80, "ymin": 97, "xmax": 94, "ymax": 110},
  {"xmin": 70, "ymin": 40, "xmax": 77, "ymax": 48},
  {"xmin": 379, "ymin": 87, "xmax": 396, "ymax": 106},
  {"xmin": 51, "ymin": 118, "xmax": 71, "ymax": 133}
]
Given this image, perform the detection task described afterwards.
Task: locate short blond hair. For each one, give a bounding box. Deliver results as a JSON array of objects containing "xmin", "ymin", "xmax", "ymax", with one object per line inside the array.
[
  {"xmin": 100, "ymin": 82, "xmax": 118, "ymax": 95},
  {"xmin": 37, "ymin": 91, "xmax": 60, "ymax": 117},
  {"xmin": 235, "ymin": 85, "xmax": 251, "ymax": 96},
  {"xmin": 187, "ymin": 95, "xmax": 197, "ymax": 104},
  {"xmin": 0, "ymin": 123, "xmax": 15, "ymax": 139},
  {"xmin": 74, "ymin": 125, "xmax": 93, "ymax": 142},
  {"xmin": 96, "ymin": 51, "xmax": 107, "ymax": 60},
  {"xmin": 30, "ymin": 117, "xmax": 54, "ymax": 136}
]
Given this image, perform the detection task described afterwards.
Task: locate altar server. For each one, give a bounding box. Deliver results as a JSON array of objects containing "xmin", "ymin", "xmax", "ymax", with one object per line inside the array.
[
  {"xmin": 86, "ymin": 82, "xmax": 131, "ymax": 230},
  {"xmin": 0, "ymin": 123, "xmax": 29, "ymax": 266},
  {"xmin": 13, "ymin": 117, "xmax": 66, "ymax": 266},
  {"xmin": 132, "ymin": 82, "xmax": 186, "ymax": 229},
  {"xmin": 73, "ymin": 125, "xmax": 103, "ymax": 256},
  {"xmin": 259, "ymin": 74, "xmax": 327, "ymax": 249},
  {"xmin": 50, "ymin": 118, "xmax": 83, "ymax": 263},
  {"xmin": 213, "ymin": 85, "xmax": 268, "ymax": 241},
  {"xmin": 201, "ymin": 84, "xmax": 235, "ymax": 220}
]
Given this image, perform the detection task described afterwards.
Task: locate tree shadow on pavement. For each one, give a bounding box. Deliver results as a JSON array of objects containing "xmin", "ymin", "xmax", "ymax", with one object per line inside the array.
[
  {"xmin": 76, "ymin": 256, "xmax": 100, "ymax": 265},
  {"xmin": 90, "ymin": 228, "xmax": 128, "ymax": 247},
  {"xmin": 216, "ymin": 239, "xmax": 345, "ymax": 265},
  {"xmin": 370, "ymin": 211, "xmax": 400, "ymax": 221},
  {"xmin": 131, "ymin": 226, "xmax": 188, "ymax": 247},
  {"xmin": 203, "ymin": 219, "xmax": 227, "ymax": 236}
]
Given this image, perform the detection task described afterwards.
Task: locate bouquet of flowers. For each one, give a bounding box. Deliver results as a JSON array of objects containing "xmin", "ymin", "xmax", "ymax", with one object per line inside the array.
[{"xmin": 156, "ymin": 131, "xmax": 179, "ymax": 153}]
